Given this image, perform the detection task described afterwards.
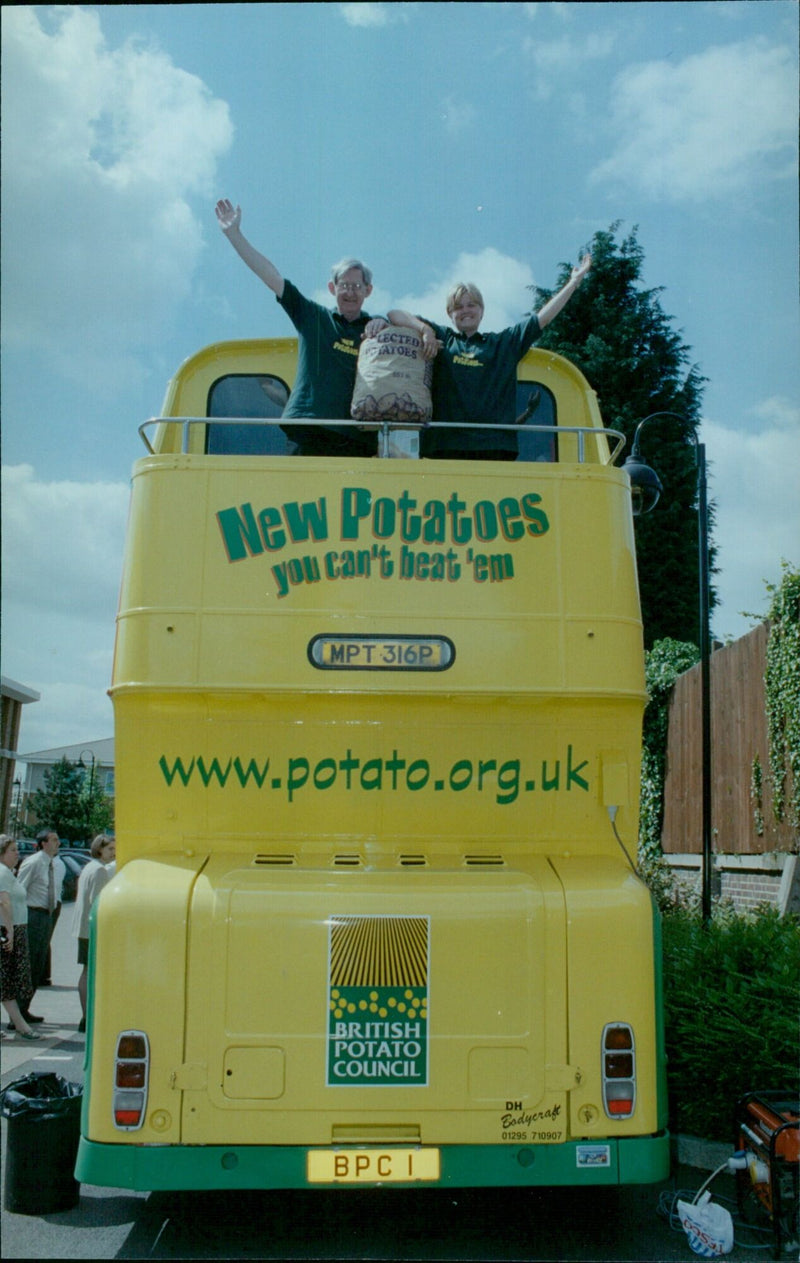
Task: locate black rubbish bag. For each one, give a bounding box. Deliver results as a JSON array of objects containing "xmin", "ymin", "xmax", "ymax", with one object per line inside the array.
[{"xmin": 1, "ymin": 1073, "xmax": 83, "ymax": 1214}]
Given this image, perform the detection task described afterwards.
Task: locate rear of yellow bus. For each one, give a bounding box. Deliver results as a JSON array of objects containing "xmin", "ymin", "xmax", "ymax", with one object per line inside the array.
[{"xmin": 76, "ymin": 340, "xmax": 669, "ymax": 1191}]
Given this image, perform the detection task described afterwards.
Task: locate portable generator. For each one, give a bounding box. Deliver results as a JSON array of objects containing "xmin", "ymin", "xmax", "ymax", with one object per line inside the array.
[{"xmin": 734, "ymin": 1092, "xmax": 799, "ymax": 1258}]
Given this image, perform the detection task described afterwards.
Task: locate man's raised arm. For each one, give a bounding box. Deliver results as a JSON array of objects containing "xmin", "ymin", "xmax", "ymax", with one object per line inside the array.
[{"xmin": 215, "ymin": 199, "xmax": 285, "ymax": 298}]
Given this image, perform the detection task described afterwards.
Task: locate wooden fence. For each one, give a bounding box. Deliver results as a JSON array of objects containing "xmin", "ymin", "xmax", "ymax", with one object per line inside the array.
[{"xmin": 661, "ymin": 622, "xmax": 797, "ymax": 855}]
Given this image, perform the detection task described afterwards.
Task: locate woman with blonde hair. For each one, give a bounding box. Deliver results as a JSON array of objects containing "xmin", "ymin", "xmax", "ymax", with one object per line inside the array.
[
  {"xmin": 387, "ymin": 254, "xmax": 591, "ymax": 459},
  {"xmin": 74, "ymin": 834, "xmax": 116, "ymax": 1032},
  {"xmin": 0, "ymin": 835, "xmax": 39, "ymax": 1039}
]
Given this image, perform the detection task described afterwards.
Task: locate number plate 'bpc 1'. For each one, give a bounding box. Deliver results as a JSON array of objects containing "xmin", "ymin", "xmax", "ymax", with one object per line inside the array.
[
  {"xmin": 307, "ymin": 1147, "xmax": 441, "ymax": 1183},
  {"xmin": 309, "ymin": 635, "xmax": 455, "ymax": 671}
]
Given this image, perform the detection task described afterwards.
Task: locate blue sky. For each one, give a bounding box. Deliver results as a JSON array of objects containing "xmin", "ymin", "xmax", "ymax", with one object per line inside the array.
[{"xmin": 2, "ymin": 1, "xmax": 798, "ymax": 755}]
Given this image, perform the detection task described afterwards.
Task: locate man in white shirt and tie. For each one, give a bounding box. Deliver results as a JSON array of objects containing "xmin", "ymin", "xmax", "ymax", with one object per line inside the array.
[{"xmin": 16, "ymin": 829, "xmax": 65, "ymax": 1023}]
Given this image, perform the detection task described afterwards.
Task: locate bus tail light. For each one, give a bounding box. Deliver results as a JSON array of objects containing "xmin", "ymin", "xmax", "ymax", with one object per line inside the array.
[
  {"xmin": 113, "ymin": 1030, "xmax": 149, "ymax": 1130},
  {"xmin": 602, "ymin": 1023, "xmax": 636, "ymax": 1119}
]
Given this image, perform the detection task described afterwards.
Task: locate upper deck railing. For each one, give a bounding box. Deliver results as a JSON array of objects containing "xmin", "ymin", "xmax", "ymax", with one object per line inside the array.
[{"xmin": 138, "ymin": 416, "xmax": 627, "ymax": 464}]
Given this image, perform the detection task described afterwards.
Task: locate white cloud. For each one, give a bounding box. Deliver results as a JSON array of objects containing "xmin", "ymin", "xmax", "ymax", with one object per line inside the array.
[
  {"xmin": 521, "ymin": 3, "xmax": 572, "ymax": 21},
  {"xmin": 522, "ymin": 29, "xmax": 616, "ymax": 100},
  {"xmin": 702, "ymin": 1, "xmax": 752, "ymax": 19},
  {"xmin": 16, "ymin": 684, "xmax": 115, "ymax": 761},
  {"xmin": 590, "ymin": 38, "xmax": 798, "ymax": 201},
  {"xmin": 1, "ymin": 465, "xmax": 129, "ymax": 753},
  {"xmin": 2, "ymin": 465, "xmax": 129, "ymax": 618},
  {"xmin": 700, "ymin": 400, "xmax": 800, "ymax": 639},
  {"xmin": 0, "ymin": 7, "xmax": 233, "ymax": 393},
  {"xmin": 750, "ymin": 395, "xmax": 800, "ymax": 434},
  {"xmin": 338, "ymin": 3, "xmax": 415, "ymax": 27},
  {"xmin": 524, "ymin": 30, "xmax": 616, "ymax": 71},
  {"xmin": 440, "ymin": 95, "xmax": 477, "ymax": 136}
]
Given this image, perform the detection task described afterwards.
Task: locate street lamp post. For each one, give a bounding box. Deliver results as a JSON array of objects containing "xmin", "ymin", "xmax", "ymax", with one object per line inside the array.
[
  {"xmin": 79, "ymin": 750, "xmax": 97, "ymax": 843},
  {"xmin": 624, "ymin": 413, "xmax": 713, "ymax": 923},
  {"xmin": 12, "ymin": 777, "xmax": 22, "ymax": 841}
]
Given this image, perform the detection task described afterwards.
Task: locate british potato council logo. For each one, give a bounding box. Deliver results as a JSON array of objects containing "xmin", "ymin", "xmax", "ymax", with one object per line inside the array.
[{"xmin": 327, "ymin": 916, "xmax": 429, "ymax": 1087}]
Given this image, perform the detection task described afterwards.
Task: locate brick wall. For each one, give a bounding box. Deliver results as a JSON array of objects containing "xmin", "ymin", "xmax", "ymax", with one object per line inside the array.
[
  {"xmin": 663, "ymin": 854, "xmax": 797, "ymax": 916},
  {"xmin": 719, "ymin": 872, "xmax": 782, "ymax": 914}
]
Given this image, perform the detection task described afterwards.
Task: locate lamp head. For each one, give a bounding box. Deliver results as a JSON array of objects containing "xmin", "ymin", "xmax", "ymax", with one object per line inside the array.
[{"xmin": 624, "ymin": 452, "xmax": 662, "ymax": 516}]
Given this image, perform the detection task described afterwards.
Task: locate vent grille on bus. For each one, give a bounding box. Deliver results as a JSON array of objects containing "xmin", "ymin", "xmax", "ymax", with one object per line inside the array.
[
  {"xmin": 332, "ymin": 1124, "xmax": 422, "ymax": 1144},
  {"xmin": 332, "ymin": 854, "xmax": 363, "ymax": 867},
  {"xmin": 254, "ymin": 853, "xmax": 296, "ymax": 866},
  {"xmin": 398, "ymin": 854, "xmax": 428, "ymax": 867},
  {"xmin": 463, "ymin": 854, "xmax": 505, "ymax": 867}
]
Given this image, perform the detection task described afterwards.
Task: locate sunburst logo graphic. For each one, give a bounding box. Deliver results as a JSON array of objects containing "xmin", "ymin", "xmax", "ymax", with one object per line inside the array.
[{"xmin": 327, "ymin": 916, "xmax": 429, "ymax": 1087}]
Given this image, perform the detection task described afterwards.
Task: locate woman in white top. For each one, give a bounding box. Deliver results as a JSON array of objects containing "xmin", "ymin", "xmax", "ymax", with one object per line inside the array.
[
  {"xmin": 74, "ymin": 834, "xmax": 116, "ymax": 1032},
  {"xmin": 0, "ymin": 835, "xmax": 39, "ymax": 1039}
]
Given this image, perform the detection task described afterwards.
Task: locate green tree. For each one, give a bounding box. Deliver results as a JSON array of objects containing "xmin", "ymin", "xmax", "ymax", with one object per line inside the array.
[
  {"xmin": 28, "ymin": 756, "xmax": 114, "ymax": 842},
  {"xmin": 28, "ymin": 757, "xmax": 85, "ymax": 841},
  {"xmin": 764, "ymin": 561, "xmax": 800, "ymax": 830},
  {"xmin": 81, "ymin": 766, "xmax": 115, "ymax": 838},
  {"xmin": 531, "ymin": 223, "xmax": 716, "ymax": 647},
  {"xmin": 639, "ymin": 638, "xmax": 700, "ymax": 860}
]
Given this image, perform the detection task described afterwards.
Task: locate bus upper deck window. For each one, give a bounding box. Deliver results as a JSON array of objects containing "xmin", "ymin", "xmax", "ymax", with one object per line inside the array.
[
  {"xmin": 206, "ymin": 374, "xmax": 292, "ymax": 455},
  {"xmin": 515, "ymin": 383, "xmax": 557, "ymax": 463}
]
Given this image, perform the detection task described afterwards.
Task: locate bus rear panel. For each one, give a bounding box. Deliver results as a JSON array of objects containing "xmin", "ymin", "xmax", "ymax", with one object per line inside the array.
[{"xmin": 77, "ymin": 341, "xmax": 669, "ymax": 1191}]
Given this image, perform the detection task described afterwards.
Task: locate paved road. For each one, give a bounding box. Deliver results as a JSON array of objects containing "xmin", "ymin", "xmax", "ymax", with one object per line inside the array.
[{"xmin": 1, "ymin": 906, "xmax": 779, "ymax": 1260}]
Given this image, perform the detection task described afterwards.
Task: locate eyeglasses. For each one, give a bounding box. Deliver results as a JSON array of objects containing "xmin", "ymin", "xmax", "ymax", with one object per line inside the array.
[{"xmin": 335, "ymin": 282, "xmax": 364, "ymax": 293}]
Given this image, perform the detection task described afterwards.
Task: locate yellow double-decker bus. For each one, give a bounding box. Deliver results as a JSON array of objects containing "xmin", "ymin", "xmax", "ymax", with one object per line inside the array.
[{"xmin": 76, "ymin": 339, "xmax": 669, "ymax": 1192}]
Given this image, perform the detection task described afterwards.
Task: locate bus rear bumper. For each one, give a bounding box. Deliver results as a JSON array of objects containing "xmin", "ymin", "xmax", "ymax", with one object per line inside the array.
[{"xmin": 75, "ymin": 1131, "xmax": 670, "ymax": 1191}]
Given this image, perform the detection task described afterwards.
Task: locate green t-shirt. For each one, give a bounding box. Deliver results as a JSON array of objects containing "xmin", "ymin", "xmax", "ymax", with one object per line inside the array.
[
  {"xmin": 422, "ymin": 314, "xmax": 541, "ymax": 456},
  {"xmin": 278, "ymin": 279, "xmax": 372, "ymax": 424}
]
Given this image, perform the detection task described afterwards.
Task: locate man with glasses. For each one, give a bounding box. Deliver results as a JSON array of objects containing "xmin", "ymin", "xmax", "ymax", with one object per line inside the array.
[{"xmin": 215, "ymin": 200, "xmax": 387, "ymax": 455}]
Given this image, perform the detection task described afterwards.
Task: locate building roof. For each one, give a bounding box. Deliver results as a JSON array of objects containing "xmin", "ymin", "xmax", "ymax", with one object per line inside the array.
[
  {"xmin": 16, "ymin": 738, "xmax": 115, "ymax": 766},
  {"xmin": 1, "ymin": 676, "xmax": 41, "ymax": 705}
]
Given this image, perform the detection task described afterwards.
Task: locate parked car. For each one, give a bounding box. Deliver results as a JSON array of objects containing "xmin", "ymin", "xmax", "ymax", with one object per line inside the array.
[
  {"xmin": 11, "ymin": 839, "xmax": 37, "ymax": 874},
  {"xmin": 60, "ymin": 849, "xmax": 93, "ymax": 902}
]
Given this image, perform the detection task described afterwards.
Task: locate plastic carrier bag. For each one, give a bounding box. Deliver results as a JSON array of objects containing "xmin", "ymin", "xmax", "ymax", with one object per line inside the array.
[
  {"xmin": 351, "ymin": 326, "xmax": 433, "ymax": 456},
  {"xmin": 677, "ymin": 1193, "xmax": 734, "ymax": 1257}
]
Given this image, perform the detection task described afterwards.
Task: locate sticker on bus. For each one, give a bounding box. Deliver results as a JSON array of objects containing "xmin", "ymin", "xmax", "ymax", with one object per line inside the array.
[{"xmin": 576, "ymin": 1144, "xmax": 612, "ymax": 1168}]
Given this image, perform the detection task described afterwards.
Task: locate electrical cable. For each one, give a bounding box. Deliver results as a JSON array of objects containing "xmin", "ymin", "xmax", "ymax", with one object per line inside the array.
[
  {"xmin": 656, "ymin": 1159, "xmax": 777, "ymax": 1251},
  {"xmin": 610, "ymin": 816, "xmax": 639, "ymax": 875},
  {"xmin": 657, "ymin": 1186, "xmax": 773, "ymax": 1250},
  {"xmin": 606, "ymin": 806, "xmax": 640, "ymax": 877},
  {"xmin": 694, "ymin": 1160, "xmax": 734, "ymax": 1204}
]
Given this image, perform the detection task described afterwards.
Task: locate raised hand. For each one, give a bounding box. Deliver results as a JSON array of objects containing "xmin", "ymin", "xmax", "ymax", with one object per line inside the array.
[
  {"xmin": 215, "ymin": 199, "xmax": 241, "ymax": 234},
  {"xmin": 571, "ymin": 253, "xmax": 592, "ymax": 285}
]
